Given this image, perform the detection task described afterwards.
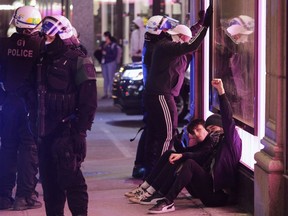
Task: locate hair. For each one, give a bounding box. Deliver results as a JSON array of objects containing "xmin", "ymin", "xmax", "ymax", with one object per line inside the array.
[
  {"xmin": 103, "ymin": 31, "xmax": 112, "ymax": 40},
  {"xmin": 187, "ymin": 118, "xmax": 205, "ymax": 134}
]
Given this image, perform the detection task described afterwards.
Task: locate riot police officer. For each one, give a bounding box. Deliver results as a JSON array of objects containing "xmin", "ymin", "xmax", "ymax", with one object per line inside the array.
[
  {"xmin": 38, "ymin": 15, "xmax": 97, "ymax": 216},
  {"xmin": 0, "ymin": 6, "xmax": 43, "ymax": 210}
]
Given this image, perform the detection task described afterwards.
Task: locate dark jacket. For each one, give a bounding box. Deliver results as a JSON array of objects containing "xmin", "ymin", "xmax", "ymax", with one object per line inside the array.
[
  {"xmin": 180, "ymin": 131, "xmax": 221, "ymax": 172},
  {"xmin": 0, "ymin": 32, "xmax": 42, "ymax": 93},
  {"xmin": 146, "ymin": 27, "xmax": 207, "ymax": 97},
  {"xmin": 40, "ymin": 37, "xmax": 97, "ymax": 135},
  {"xmin": 142, "ymin": 32, "xmax": 168, "ymax": 84},
  {"xmin": 212, "ymin": 93, "xmax": 242, "ymax": 191},
  {"xmin": 101, "ymin": 42, "xmax": 118, "ymax": 64},
  {"xmin": 175, "ymin": 93, "xmax": 242, "ymax": 191}
]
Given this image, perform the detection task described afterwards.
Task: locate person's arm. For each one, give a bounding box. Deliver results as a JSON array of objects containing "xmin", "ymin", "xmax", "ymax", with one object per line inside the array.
[
  {"xmin": 75, "ymin": 56, "xmax": 98, "ymax": 134},
  {"xmin": 160, "ymin": 4, "xmax": 213, "ymax": 56},
  {"xmin": 211, "ymin": 78, "xmax": 242, "ymax": 159}
]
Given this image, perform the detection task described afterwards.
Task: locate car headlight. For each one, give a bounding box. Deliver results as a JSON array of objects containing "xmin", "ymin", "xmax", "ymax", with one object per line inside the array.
[{"xmin": 122, "ymin": 68, "xmax": 143, "ymax": 81}]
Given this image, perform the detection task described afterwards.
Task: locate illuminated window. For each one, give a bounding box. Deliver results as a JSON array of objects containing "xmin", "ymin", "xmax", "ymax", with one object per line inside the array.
[{"xmin": 210, "ymin": 0, "xmax": 257, "ymax": 134}]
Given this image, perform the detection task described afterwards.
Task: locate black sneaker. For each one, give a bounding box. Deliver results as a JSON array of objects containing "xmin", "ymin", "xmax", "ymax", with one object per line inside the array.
[
  {"xmin": 0, "ymin": 196, "xmax": 14, "ymax": 210},
  {"xmin": 148, "ymin": 198, "xmax": 175, "ymax": 214},
  {"xmin": 13, "ymin": 195, "xmax": 42, "ymax": 210},
  {"xmin": 140, "ymin": 191, "xmax": 164, "ymax": 205}
]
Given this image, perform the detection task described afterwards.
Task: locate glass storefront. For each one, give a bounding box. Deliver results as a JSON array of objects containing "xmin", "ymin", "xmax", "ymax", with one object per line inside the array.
[{"xmin": 210, "ymin": 0, "xmax": 257, "ymax": 134}]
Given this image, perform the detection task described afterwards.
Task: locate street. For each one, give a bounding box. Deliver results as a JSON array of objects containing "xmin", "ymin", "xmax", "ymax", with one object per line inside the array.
[{"xmin": 0, "ymin": 76, "xmax": 251, "ymax": 216}]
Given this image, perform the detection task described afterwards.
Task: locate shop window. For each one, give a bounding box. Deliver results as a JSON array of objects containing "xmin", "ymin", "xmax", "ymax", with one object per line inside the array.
[{"xmin": 209, "ymin": 0, "xmax": 257, "ymax": 134}]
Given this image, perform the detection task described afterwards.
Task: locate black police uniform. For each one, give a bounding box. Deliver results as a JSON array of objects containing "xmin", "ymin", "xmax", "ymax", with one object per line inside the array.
[
  {"xmin": 38, "ymin": 36, "xmax": 97, "ymax": 216},
  {"xmin": 0, "ymin": 32, "xmax": 42, "ymax": 206}
]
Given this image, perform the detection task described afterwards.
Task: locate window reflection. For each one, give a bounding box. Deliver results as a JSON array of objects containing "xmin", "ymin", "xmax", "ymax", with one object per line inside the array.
[{"xmin": 210, "ymin": 0, "xmax": 256, "ymax": 133}]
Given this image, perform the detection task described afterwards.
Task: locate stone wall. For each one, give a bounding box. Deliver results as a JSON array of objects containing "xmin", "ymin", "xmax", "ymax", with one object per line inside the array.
[{"xmin": 254, "ymin": 0, "xmax": 287, "ymax": 215}]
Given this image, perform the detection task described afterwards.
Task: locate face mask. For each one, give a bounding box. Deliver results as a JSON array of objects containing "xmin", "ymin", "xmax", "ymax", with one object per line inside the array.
[
  {"xmin": 235, "ymin": 35, "xmax": 248, "ymax": 44},
  {"xmin": 171, "ymin": 35, "xmax": 184, "ymax": 43}
]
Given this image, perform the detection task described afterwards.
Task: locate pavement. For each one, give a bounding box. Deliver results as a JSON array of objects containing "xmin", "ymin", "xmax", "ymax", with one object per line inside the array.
[{"xmin": 0, "ymin": 77, "xmax": 252, "ymax": 216}]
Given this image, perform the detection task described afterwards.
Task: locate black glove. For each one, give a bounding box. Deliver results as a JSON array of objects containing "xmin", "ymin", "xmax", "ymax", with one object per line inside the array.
[
  {"xmin": 203, "ymin": 5, "xmax": 213, "ymax": 28},
  {"xmin": 72, "ymin": 133, "xmax": 87, "ymax": 163},
  {"xmin": 173, "ymin": 129, "xmax": 185, "ymax": 152}
]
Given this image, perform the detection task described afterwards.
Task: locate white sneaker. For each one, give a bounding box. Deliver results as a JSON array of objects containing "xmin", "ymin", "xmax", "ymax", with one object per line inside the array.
[
  {"xmin": 129, "ymin": 191, "xmax": 152, "ymax": 204},
  {"xmin": 124, "ymin": 186, "xmax": 144, "ymax": 198}
]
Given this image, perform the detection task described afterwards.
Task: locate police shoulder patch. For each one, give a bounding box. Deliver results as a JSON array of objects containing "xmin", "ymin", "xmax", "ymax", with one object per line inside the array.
[{"xmin": 75, "ymin": 56, "xmax": 97, "ymax": 85}]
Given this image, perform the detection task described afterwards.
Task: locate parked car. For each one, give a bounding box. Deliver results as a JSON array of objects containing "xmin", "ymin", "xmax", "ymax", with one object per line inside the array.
[{"xmin": 112, "ymin": 62, "xmax": 190, "ymax": 122}]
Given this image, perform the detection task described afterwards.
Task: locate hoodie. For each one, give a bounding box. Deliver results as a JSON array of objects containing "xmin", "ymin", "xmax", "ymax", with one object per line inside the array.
[{"xmin": 130, "ymin": 17, "xmax": 145, "ymax": 58}]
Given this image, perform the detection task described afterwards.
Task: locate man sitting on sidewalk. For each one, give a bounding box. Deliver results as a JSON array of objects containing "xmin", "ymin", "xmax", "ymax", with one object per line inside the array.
[{"xmin": 125, "ymin": 79, "xmax": 242, "ymax": 214}]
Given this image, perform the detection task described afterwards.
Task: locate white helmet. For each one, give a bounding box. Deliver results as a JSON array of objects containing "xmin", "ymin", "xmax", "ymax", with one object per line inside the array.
[
  {"xmin": 10, "ymin": 6, "xmax": 41, "ymax": 29},
  {"xmin": 146, "ymin": 15, "xmax": 178, "ymax": 35},
  {"xmin": 41, "ymin": 15, "xmax": 74, "ymax": 40}
]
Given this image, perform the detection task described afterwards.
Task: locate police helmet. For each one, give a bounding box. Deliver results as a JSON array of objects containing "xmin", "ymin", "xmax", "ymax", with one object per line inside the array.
[
  {"xmin": 41, "ymin": 15, "xmax": 74, "ymax": 40},
  {"xmin": 146, "ymin": 15, "xmax": 178, "ymax": 35},
  {"xmin": 10, "ymin": 6, "xmax": 41, "ymax": 29}
]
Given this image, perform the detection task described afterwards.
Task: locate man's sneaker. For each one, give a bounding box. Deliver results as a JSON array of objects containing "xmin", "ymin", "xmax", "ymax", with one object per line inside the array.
[
  {"xmin": 148, "ymin": 198, "xmax": 175, "ymax": 214},
  {"xmin": 13, "ymin": 195, "xmax": 42, "ymax": 210},
  {"xmin": 129, "ymin": 191, "xmax": 152, "ymax": 204},
  {"xmin": 124, "ymin": 185, "xmax": 144, "ymax": 198},
  {"xmin": 140, "ymin": 191, "xmax": 164, "ymax": 205},
  {"xmin": 0, "ymin": 196, "xmax": 14, "ymax": 210}
]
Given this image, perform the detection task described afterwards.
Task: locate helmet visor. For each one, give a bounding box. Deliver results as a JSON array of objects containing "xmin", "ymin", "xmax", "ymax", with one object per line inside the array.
[
  {"xmin": 41, "ymin": 19, "xmax": 59, "ymax": 36},
  {"xmin": 159, "ymin": 16, "xmax": 179, "ymax": 30}
]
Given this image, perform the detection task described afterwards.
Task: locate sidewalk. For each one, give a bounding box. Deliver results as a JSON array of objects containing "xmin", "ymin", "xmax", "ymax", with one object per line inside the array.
[{"xmin": 0, "ymin": 77, "xmax": 252, "ymax": 216}]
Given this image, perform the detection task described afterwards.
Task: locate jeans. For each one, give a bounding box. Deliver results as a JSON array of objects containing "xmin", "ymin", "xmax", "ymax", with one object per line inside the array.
[{"xmin": 101, "ymin": 61, "xmax": 117, "ymax": 96}]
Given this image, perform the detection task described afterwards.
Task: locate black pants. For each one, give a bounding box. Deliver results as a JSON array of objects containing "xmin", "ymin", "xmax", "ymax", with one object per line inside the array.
[
  {"xmin": 145, "ymin": 150, "xmax": 182, "ymax": 193},
  {"xmin": 0, "ymin": 94, "xmax": 38, "ymax": 198},
  {"xmin": 165, "ymin": 159, "xmax": 228, "ymax": 207},
  {"xmin": 144, "ymin": 94, "xmax": 177, "ymax": 176},
  {"xmin": 39, "ymin": 126, "xmax": 88, "ymax": 216}
]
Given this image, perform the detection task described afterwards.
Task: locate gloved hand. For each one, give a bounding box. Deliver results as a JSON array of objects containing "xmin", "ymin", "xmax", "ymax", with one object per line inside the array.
[
  {"xmin": 203, "ymin": 5, "xmax": 213, "ymax": 28},
  {"xmin": 173, "ymin": 129, "xmax": 185, "ymax": 152},
  {"xmin": 72, "ymin": 132, "xmax": 87, "ymax": 163}
]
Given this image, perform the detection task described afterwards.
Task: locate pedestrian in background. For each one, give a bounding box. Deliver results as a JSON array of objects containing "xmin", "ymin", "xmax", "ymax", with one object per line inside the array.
[
  {"xmin": 0, "ymin": 5, "xmax": 42, "ymax": 210},
  {"xmin": 38, "ymin": 15, "xmax": 97, "ymax": 216},
  {"xmin": 130, "ymin": 17, "xmax": 145, "ymax": 62},
  {"xmin": 100, "ymin": 31, "xmax": 118, "ymax": 99}
]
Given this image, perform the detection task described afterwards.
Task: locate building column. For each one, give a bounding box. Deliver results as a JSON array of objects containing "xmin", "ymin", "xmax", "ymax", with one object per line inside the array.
[
  {"xmin": 254, "ymin": 0, "xmax": 287, "ymax": 216},
  {"xmin": 72, "ymin": 0, "xmax": 94, "ymax": 57}
]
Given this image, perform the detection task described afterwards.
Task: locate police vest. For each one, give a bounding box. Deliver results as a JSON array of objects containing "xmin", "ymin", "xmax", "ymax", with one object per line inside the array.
[
  {"xmin": 0, "ymin": 33, "xmax": 42, "ymax": 92},
  {"xmin": 43, "ymin": 49, "xmax": 81, "ymax": 115}
]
